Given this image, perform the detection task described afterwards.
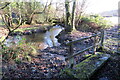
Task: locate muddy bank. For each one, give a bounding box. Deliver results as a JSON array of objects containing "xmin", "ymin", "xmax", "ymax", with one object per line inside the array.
[
  {"xmin": 90, "ymin": 54, "xmax": 120, "ymax": 80},
  {"xmin": 90, "ymin": 26, "xmax": 120, "ymax": 80},
  {"xmin": 0, "ymin": 24, "xmax": 54, "ymax": 36},
  {"xmin": 57, "ymin": 30, "xmax": 92, "ymax": 42},
  {"xmin": 10, "ymin": 25, "xmax": 53, "ymax": 36},
  {"xmin": 10, "ymin": 28, "xmax": 47, "ymax": 36},
  {"xmin": 2, "ymin": 30, "xmax": 95, "ymax": 79}
]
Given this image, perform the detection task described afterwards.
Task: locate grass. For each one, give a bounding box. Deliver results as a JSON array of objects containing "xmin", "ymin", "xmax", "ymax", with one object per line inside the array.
[
  {"xmin": 14, "ymin": 27, "xmax": 40, "ymax": 32},
  {"xmin": 0, "ymin": 36, "xmax": 6, "ymax": 42},
  {"xmin": 14, "ymin": 24, "xmax": 51, "ymax": 32},
  {"xmin": 0, "ymin": 23, "xmax": 51, "ymax": 43}
]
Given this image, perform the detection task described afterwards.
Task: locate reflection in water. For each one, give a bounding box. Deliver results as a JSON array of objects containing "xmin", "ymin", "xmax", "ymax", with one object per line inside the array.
[
  {"xmin": 24, "ymin": 25, "xmax": 64, "ymax": 49},
  {"xmin": 25, "ymin": 33, "xmax": 45, "ymax": 42},
  {"xmin": 44, "ymin": 25, "xmax": 64, "ymax": 47},
  {"xmin": 4, "ymin": 36, "xmax": 22, "ymax": 47},
  {"xmin": 24, "ymin": 33, "xmax": 48, "ymax": 50},
  {"xmin": 5, "ymin": 25, "xmax": 64, "ymax": 50}
]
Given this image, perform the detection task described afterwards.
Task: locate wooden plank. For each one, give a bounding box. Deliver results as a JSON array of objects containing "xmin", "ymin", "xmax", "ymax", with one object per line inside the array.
[
  {"xmin": 61, "ymin": 53, "xmax": 110, "ymax": 80},
  {"xmin": 74, "ymin": 53, "xmax": 110, "ymax": 80}
]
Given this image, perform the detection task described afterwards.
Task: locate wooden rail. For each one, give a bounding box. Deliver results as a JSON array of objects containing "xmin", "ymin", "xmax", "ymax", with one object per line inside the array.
[
  {"xmin": 66, "ymin": 33, "xmax": 101, "ymax": 45},
  {"xmin": 65, "ymin": 43, "xmax": 100, "ymax": 61},
  {"xmin": 65, "ymin": 30, "xmax": 104, "ymax": 68}
]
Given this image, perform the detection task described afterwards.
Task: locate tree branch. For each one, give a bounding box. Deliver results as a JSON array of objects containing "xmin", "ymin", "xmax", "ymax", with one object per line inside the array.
[
  {"xmin": 0, "ymin": 2, "xmax": 10, "ymax": 10},
  {"xmin": 1, "ymin": 14, "xmax": 11, "ymax": 32},
  {"xmin": 12, "ymin": 15, "xmax": 22, "ymax": 31},
  {"xmin": 34, "ymin": 0, "xmax": 52, "ymax": 14}
]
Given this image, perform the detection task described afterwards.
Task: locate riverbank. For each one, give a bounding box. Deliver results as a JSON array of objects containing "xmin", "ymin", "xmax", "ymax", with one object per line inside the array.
[
  {"xmin": 11, "ymin": 24, "xmax": 53, "ymax": 35},
  {"xmin": 0, "ymin": 27, "xmax": 8, "ymax": 42},
  {"xmin": 2, "ymin": 29, "xmax": 94, "ymax": 79},
  {"xmin": 90, "ymin": 53, "xmax": 120, "ymax": 80},
  {"xmin": 90, "ymin": 25, "xmax": 120, "ymax": 80},
  {"xmin": 0, "ymin": 24, "xmax": 52, "ymax": 42},
  {"xmin": 1, "ymin": 24, "xmax": 119, "ymax": 79}
]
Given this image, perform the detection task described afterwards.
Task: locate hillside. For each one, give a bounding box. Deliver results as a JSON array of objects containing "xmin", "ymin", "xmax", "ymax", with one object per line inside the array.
[{"xmin": 99, "ymin": 10, "xmax": 118, "ymax": 17}]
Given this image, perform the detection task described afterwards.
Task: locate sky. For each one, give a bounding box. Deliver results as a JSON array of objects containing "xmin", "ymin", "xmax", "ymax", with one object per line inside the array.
[
  {"xmin": 86, "ymin": 0, "xmax": 119, "ymax": 13},
  {"xmin": 2, "ymin": 0, "xmax": 119, "ymax": 13},
  {"xmin": 41, "ymin": 0, "xmax": 119, "ymax": 14}
]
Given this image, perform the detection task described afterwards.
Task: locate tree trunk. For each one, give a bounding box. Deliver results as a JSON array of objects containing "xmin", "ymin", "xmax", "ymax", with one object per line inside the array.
[
  {"xmin": 25, "ymin": 14, "xmax": 34, "ymax": 25},
  {"xmin": 25, "ymin": 2, "xmax": 33, "ymax": 25},
  {"xmin": 65, "ymin": 0, "xmax": 71, "ymax": 32},
  {"xmin": 65, "ymin": 0, "xmax": 76, "ymax": 32},
  {"xmin": 0, "ymin": 2, "xmax": 10, "ymax": 10},
  {"xmin": 71, "ymin": 0, "xmax": 76, "ymax": 31}
]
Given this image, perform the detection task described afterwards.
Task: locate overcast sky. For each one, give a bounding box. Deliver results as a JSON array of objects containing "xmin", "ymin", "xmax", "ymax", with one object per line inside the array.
[
  {"xmin": 87, "ymin": 0, "xmax": 119, "ymax": 13},
  {"xmin": 41, "ymin": 0, "xmax": 119, "ymax": 13},
  {"xmin": 3, "ymin": 0, "xmax": 119, "ymax": 13}
]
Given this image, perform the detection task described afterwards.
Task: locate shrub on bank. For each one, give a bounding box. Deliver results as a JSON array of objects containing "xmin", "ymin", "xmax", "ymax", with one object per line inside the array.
[
  {"xmin": 1, "ymin": 38, "xmax": 38, "ymax": 64},
  {"xmin": 76, "ymin": 15, "xmax": 112, "ymax": 32},
  {"xmin": 1, "ymin": 44, "xmax": 32, "ymax": 64}
]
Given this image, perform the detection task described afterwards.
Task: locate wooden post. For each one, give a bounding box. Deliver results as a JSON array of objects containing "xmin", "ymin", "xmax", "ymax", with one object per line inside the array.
[
  {"xmin": 117, "ymin": 26, "xmax": 120, "ymax": 53},
  {"xmin": 100, "ymin": 30, "xmax": 104, "ymax": 50},
  {"xmin": 93, "ymin": 36, "xmax": 97, "ymax": 54},
  {"xmin": 69, "ymin": 43, "xmax": 74, "ymax": 68},
  {"xmin": 117, "ymin": 39, "xmax": 120, "ymax": 53}
]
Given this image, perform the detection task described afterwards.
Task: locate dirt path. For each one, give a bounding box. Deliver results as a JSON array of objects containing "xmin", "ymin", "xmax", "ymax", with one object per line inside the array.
[
  {"xmin": 2, "ymin": 31, "xmax": 93, "ymax": 79},
  {"xmin": 3, "ymin": 27, "xmax": 119, "ymax": 79},
  {"xmin": 104, "ymin": 26, "xmax": 119, "ymax": 52},
  {"xmin": 90, "ymin": 54, "xmax": 120, "ymax": 80},
  {"xmin": 90, "ymin": 26, "xmax": 120, "ymax": 80}
]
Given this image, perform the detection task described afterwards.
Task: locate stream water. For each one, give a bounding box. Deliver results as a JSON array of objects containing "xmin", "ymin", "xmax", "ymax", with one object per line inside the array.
[
  {"xmin": 2, "ymin": 25, "xmax": 67, "ymax": 78},
  {"xmin": 4, "ymin": 25, "xmax": 64, "ymax": 50}
]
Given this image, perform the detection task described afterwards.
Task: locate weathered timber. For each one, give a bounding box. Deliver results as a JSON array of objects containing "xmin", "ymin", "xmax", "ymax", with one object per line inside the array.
[
  {"xmin": 61, "ymin": 52, "xmax": 110, "ymax": 80},
  {"xmin": 65, "ymin": 43, "xmax": 100, "ymax": 61},
  {"xmin": 66, "ymin": 33, "xmax": 101, "ymax": 45}
]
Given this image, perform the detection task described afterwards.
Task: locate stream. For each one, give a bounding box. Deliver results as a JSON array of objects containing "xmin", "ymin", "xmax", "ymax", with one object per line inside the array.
[
  {"xmin": 4, "ymin": 25, "xmax": 64, "ymax": 50},
  {"xmin": 2, "ymin": 25, "xmax": 67, "ymax": 78}
]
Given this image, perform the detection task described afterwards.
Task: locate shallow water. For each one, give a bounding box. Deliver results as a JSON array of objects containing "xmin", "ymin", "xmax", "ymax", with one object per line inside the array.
[{"xmin": 4, "ymin": 25, "xmax": 64, "ymax": 50}]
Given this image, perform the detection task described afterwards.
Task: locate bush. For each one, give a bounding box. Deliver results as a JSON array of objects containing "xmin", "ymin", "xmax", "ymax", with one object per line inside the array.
[
  {"xmin": 76, "ymin": 15, "xmax": 112, "ymax": 32},
  {"xmin": 1, "ymin": 44, "xmax": 32, "ymax": 63},
  {"xmin": 1, "ymin": 38, "xmax": 34, "ymax": 63},
  {"xmin": 88, "ymin": 15, "xmax": 112, "ymax": 28}
]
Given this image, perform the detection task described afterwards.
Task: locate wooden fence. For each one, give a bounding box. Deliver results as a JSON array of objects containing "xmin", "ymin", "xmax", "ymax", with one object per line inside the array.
[{"xmin": 65, "ymin": 30, "xmax": 105, "ymax": 68}]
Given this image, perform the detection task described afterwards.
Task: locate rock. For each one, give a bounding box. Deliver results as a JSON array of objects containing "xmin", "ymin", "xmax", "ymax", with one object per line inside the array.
[
  {"xmin": 23, "ymin": 31, "xmax": 32, "ymax": 35},
  {"xmin": 99, "ymin": 77, "xmax": 110, "ymax": 80}
]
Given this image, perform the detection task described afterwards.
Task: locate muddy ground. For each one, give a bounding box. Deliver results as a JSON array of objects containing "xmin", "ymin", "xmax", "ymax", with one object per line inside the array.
[
  {"xmin": 90, "ymin": 26, "xmax": 120, "ymax": 80},
  {"xmin": 90, "ymin": 53, "xmax": 120, "ymax": 80},
  {"xmin": 1, "ymin": 25, "xmax": 120, "ymax": 80},
  {"xmin": 2, "ymin": 30, "xmax": 93, "ymax": 79}
]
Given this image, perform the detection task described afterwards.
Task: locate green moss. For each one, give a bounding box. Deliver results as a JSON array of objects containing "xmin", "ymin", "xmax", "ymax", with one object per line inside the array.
[
  {"xmin": 59, "ymin": 53, "xmax": 110, "ymax": 80},
  {"xmin": 84, "ymin": 54, "xmax": 92, "ymax": 57},
  {"xmin": 14, "ymin": 24, "xmax": 51, "ymax": 33},
  {"xmin": 0, "ymin": 36, "xmax": 6, "ymax": 42},
  {"xmin": 14, "ymin": 27, "xmax": 39, "ymax": 32}
]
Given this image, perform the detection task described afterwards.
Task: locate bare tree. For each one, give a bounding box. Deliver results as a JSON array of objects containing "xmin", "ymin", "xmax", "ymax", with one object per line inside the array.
[
  {"xmin": 24, "ymin": 0, "xmax": 54, "ymax": 24},
  {"xmin": 71, "ymin": 0, "xmax": 76, "ymax": 31},
  {"xmin": 76, "ymin": 0, "xmax": 87, "ymax": 26},
  {"xmin": 0, "ymin": 2, "xmax": 10, "ymax": 10},
  {"xmin": 44, "ymin": 0, "xmax": 53, "ymax": 22},
  {"xmin": 0, "ymin": 3, "xmax": 23, "ymax": 45},
  {"xmin": 65, "ymin": 0, "xmax": 71, "ymax": 32},
  {"xmin": 65, "ymin": 0, "xmax": 77, "ymax": 32}
]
